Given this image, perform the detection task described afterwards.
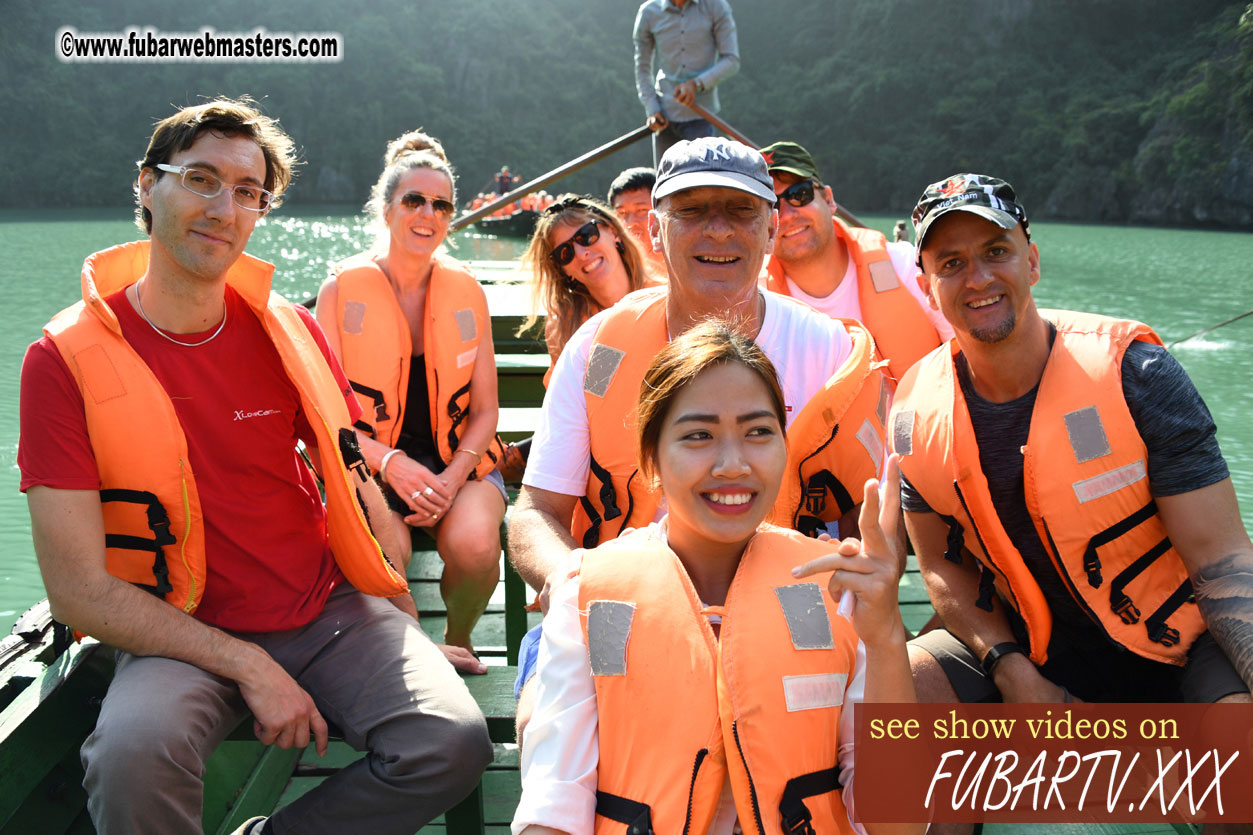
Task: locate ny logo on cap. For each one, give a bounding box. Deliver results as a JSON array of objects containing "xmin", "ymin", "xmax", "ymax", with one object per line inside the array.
[{"xmin": 702, "ymin": 144, "xmax": 732, "ymax": 162}]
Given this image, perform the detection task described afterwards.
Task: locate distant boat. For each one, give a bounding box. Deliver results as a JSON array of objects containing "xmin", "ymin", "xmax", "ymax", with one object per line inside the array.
[{"xmin": 474, "ymin": 208, "xmax": 539, "ymax": 238}]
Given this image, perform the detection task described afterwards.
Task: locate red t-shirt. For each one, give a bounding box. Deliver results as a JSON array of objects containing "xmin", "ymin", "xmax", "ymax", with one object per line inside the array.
[{"xmin": 19, "ymin": 286, "xmax": 364, "ymax": 633}]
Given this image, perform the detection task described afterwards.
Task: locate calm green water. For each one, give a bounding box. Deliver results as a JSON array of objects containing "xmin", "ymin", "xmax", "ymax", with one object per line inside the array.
[{"xmin": 1, "ymin": 209, "xmax": 1250, "ymax": 631}]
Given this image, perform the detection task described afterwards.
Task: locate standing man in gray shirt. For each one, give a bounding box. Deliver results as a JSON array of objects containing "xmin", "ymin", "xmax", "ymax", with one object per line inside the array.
[{"xmin": 634, "ymin": 0, "xmax": 740, "ymax": 165}]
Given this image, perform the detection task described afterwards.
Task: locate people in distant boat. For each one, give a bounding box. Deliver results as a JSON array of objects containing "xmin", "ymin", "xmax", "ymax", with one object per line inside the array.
[
  {"xmin": 496, "ymin": 164, "xmax": 520, "ymax": 195},
  {"xmin": 317, "ymin": 128, "xmax": 508, "ymax": 658},
  {"xmin": 508, "ymin": 137, "xmax": 890, "ymax": 744},
  {"xmin": 512, "ymin": 320, "xmax": 920, "ymax": 835},
  {"xmin": 607, "ymin": 165, "xmax": 667, "ymax": 276},
  {"xmin": 18, "ymin": 99, "xmax": 490, "ymax": 835},
  {"xmin": 893, "ymin": 219, "xmax": 909, "ymax": 242},
  {"xmin": 760, "ymin": 140, "xmax": 953, "ymax": 383},
  {"xmin": 895, "ymin": 173, "xmax": 1253, "ymax": 718},
  {"xmin": 519, "ymin": 194, "xmax": 652, "ymax": 367},
  {"xmin": 634, "ymin": 0, "xmax": 740, "ymax": 165}
]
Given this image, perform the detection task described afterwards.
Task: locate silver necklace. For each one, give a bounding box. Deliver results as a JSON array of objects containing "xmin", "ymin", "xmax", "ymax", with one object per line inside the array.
[{"xmin": 133, "ymin": 282, "xmax": 227, "ymax": 347}]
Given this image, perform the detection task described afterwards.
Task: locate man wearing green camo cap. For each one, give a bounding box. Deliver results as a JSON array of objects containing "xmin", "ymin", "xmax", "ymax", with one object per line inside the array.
[{"xmin": 759, "ymin": 140, "xmax": 952, "ymax": 383}]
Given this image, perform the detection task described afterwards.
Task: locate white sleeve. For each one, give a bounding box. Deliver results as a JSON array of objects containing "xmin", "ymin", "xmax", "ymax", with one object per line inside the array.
[
  {"xmin": 512, "ymin": 569, "xmax": 600, "ymax": 834},
  {"xmin": 838, "ymin": 640, "xmax": 869, "ymax": 835},
  {"xmin": 886, "ymin": 240, "xmax": 954, "ymax": 341},
  {"xmin": 521, "ymin": 315, "xmax": 600, "ymax": 496}
]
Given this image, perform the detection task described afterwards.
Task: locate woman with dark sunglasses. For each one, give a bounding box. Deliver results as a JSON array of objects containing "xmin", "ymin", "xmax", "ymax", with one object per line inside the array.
[
  {"xmin": 518, "ymin": 195, "xmax": 656, "ymax": 366},
  {"xmin": 314, "ymin": 130, "xmax": 506, "ymax": 672}
]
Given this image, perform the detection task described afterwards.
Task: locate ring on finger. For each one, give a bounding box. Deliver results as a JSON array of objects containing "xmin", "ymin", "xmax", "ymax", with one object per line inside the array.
[
  {"xmin": 410, "ymin": 491, "xmax": 422, "ymax": 502},
  {"xmin": 422, "ymin": 486, "xmax": 435, "ymax": 497}
]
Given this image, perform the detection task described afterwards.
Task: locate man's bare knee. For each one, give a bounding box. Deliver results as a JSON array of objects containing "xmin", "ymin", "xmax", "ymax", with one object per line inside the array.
[{"xmin": 909, "ymin": 642, "xmax": 961, "ymax": 703}]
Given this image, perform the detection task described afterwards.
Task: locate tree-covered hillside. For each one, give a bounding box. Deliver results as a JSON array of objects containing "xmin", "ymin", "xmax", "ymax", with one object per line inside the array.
[{"xmin": 3, "ymin": 0, "xmax": 1251, "ymax": 226}]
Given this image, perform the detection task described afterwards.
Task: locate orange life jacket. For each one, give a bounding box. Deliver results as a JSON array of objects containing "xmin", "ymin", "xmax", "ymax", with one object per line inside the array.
[
  {"xmin": 572, "ymin": 289, "xmax": 886, "ymax": 547},
  {"xmin": 768, "ymin": 317, "xmax": 890, "ymax": 537},
  {"xmin": 329, "ymin": 253, "xmax": 506, "ymax": 478},
  {"xmin": 579, "ymin": 524, "xmax": 858, "ymax": 835},
  {"xmin": 765, "ymin": 219, "xmax": 941, "ymax": 382},
  {"xmin": 890, "ymin": 310, "xmax": 1205, "ymax": 665},
  {"xmin": 43, "ymin": 241, "xmax": 409, "ymax": 617}
]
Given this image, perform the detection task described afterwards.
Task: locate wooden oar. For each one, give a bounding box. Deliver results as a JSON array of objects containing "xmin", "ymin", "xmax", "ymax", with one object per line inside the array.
[
  {"xmin": 687, "ymin": 102, "xmax": 867, "ymax": 229},
  {"xmin": 687, "ymin": 101, "xmax": 757, "ymax": 148},
  {"xmin": 1168, "ymin": 308, "xmax": 1253, "ymax": 348},
  {"xmin": 451, "ymin": 124, "xmax": 653, "ymax": 232}
]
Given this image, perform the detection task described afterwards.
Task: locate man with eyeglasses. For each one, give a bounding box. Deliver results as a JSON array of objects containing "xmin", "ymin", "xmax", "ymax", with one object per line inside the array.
[
  {"xmin": 507, "ymin": 138, "xmax": 892, "ymax": 785},
  {"xmin": 634, "ymin": 0, "xmax": 740, "ymax": 165},
  {"xmin": 760, "ymin": 141, "xmax": 952, "ymax": 383},
  {"xmin": 17, "ymin": 99, "xmax": 490, "ymax": 835}
]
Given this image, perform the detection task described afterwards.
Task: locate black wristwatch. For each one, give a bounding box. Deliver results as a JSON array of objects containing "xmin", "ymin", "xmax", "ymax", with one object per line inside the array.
[{"xmin": 980, "ymin": 642, "xmax": 1028, "ymax": 677}]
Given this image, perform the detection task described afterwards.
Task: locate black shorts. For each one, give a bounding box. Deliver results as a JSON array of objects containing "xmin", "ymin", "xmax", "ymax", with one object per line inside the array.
[{"xmin": 910, "ymin": 628, "xmax": 1246, "ymax": 703}]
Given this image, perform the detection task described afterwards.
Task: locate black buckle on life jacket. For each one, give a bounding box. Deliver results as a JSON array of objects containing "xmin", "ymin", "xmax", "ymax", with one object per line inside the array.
[
  {"xmin": 595, "ymin": 790, "xmax": 653, "ymax": 835},
  {"xmin": 578, "ymin": 454, "xmax": 623, "ymax": 549},
  {"xmin": 1107, "ymin": 534, "xmax": 1172, "ymax": 627},
  {"xmin": 1110, "ymin": 595, "xmax": 1141, "ymax": 624},
  {"xmin": 1082, "ymin": 500, "xmax": 1158, "ymax": 589},
  {"xmin": 1144, "ymin": 578, "xmax": 1194, "ymax": 647},
  {"xmin": 939, "ymin": 515, "xmax": 964, "ymax": 564},
  {"xmin": 975, "ymin": 563, "xmax": 996, "ymax": 612},
  {"xmin": 349, "ymin": 380, "xmax": 389, "ymax": 427},
  {"xmin": 795, "ymin": 470, "xmax": 854, "ymax": 537},
  {"xmin": 445, "ymin": 380, "xmax": 471, "ymax": 438},
  {"xmin": 1083, "ymin": 546, "xmax": 1103, "ymax": 588},
  {"xmin": 338, "ymin": 427, "xmax": 371, "ymax": 484},
  {"xmin": 99, "ymin": 488, "xmax": 176, "ymax": 597},
  {"xmin": 780, "ymin": 766, "xmax": 842, "ymax": 834}
]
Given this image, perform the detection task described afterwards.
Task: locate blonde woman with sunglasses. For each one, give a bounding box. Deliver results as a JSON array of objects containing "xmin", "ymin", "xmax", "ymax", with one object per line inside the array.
[
  {"xmin": 519, "ymin": 195, "xmax": 656, "ymax": 366},
  {"xmin": 316, "ymin": 131, "xmax": 506, "ymax": 671}
]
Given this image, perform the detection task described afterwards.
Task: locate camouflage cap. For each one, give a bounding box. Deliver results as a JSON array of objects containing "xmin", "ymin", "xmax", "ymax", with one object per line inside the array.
[
  {"xmin": 759, "ymin": 141, "xmax": 823, "ymax": 182},
  {"xmin": 912, "ymin": 174, "xmax": 1030, "ymax": 262}
]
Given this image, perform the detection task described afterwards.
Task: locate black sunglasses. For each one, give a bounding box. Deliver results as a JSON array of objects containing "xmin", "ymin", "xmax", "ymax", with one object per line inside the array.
[
  {"xmin": 779, "ymin": 180, "xmax": 817, "ymax": 208},
  {"xmin": 398, "ymin": 191, "xmax": 455, "ymax": 217},
  {"xmin": 549, "ymin": 220, "xmax": 601, "ymax": 267}
]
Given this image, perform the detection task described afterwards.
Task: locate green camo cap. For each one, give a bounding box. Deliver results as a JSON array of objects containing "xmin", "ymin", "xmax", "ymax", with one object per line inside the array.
[{"xmin": 760, "ymin": 141, "xmax": 822, "ymax": 182}]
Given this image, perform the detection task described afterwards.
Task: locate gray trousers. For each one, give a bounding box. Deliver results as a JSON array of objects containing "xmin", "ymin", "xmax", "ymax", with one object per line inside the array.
[{"xmin": 81, "ymin": 584, "xmax": 492, "ymax": 834}]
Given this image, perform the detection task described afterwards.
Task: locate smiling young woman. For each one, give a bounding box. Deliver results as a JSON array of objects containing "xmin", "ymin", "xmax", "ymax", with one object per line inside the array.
[
  {"xmin": 314, "ymin": 130, "xmax": 507, "ymax": 668},
  {"xmin": 512, "ymin": 319, "xmax": 921, "ymax": 835}
]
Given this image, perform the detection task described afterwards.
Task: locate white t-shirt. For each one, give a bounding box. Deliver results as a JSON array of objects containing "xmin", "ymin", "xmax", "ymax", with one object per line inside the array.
[
  {"xmin": 783, "ymin": 239, "xmax": 954, "ymax": 341},
  {"xmin": 523, "ymin": 289, "xmax": 853, "ymax": 497},
  {"xmin": 510, "ymin": 523, "xmax": 868, "ymax": 835}
]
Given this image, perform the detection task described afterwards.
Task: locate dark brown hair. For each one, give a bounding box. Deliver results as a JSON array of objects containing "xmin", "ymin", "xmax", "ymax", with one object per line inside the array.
[
  {"xmin": 135, "ymin": 97, "xmax": 298, "ymax": 233},
  {"xmin": 636, "ymin": 318, "xmax": 787, "ymax": 484}
]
